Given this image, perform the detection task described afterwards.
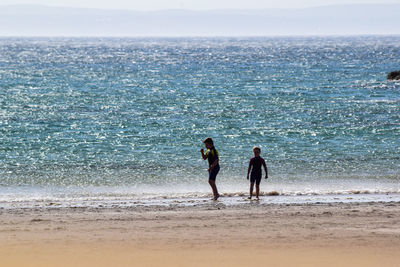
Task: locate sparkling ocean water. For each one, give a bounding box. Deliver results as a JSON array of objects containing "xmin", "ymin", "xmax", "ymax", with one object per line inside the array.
[{"xmin": 0, "ymin": 36, "xmax": 399, "ymax": 205}]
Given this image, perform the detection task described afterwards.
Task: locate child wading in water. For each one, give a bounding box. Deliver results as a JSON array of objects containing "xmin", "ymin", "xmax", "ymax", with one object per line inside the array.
[
  {"xmin": 200, "ymin": 137, "xmax": 220, "ymax": 200},
  {"xmin": 246, "ymin": 146, "xmax": 268, "ymax": 200}
]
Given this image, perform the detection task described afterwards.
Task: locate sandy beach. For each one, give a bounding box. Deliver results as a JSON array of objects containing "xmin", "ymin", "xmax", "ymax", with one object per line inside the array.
[{"xmin": 1, "ymin": 199, "xmax": 399, "ymax": 267}]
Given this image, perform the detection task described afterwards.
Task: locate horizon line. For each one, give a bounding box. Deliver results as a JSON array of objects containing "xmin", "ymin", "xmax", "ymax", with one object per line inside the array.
[{"xmin": 1, "ymin": 34, "xmax": 400, "ymax": 38}]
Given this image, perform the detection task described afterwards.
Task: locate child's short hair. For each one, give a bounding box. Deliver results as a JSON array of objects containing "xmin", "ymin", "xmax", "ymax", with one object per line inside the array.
[
  {"xmin": 252, "ymin": 146, "xmax": 261, "ymax": 153},
  {"xmin": 203, "ymin": 137, "xmax": 214, "ymax": 145}
]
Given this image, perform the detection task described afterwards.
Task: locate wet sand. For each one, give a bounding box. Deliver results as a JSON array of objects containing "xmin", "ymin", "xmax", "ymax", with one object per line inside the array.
[{"xmin": 1, "ymin": 200, "xmax": 399, "ymax": 266}]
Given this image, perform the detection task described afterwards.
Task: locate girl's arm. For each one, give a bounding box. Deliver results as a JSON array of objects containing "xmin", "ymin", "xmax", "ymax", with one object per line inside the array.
[{"xmin": 200, "ymin": 148, "xmax": 207, "ymax": 160}]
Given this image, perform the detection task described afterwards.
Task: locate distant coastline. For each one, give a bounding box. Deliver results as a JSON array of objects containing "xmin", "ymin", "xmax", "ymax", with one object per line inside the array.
[{"xmin": 0, "ymin": 4, "xmax": 400, "ymax": 36}]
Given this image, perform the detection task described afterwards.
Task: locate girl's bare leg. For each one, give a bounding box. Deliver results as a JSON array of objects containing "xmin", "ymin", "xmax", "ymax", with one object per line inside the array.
[{"xmin": 208, "ymin": 180, "xmax": 219, "ymax": 200}]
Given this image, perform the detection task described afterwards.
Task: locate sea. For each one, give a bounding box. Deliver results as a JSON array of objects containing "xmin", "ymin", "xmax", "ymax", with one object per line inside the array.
[{"xmin": 0, "ymin": 36, "xmax": 399, "ymax": 208}]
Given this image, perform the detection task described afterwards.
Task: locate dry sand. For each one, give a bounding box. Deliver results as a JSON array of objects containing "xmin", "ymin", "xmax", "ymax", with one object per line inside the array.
[{"xmin": 1, "ymin": 200, "xmax": 399, "ymax": 266}]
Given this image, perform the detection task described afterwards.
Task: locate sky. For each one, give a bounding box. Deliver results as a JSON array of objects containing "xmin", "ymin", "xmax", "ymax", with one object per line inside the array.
[
  {"xmin": 1, "ymin": 0, "xmax": 400, "ymax": 35},
  {"xmin": 0, "ymin": 0, "xmax": 399, "ymax": 10}
]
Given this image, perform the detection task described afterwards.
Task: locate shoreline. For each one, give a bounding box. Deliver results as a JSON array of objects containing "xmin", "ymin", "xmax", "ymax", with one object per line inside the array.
[
  {"xmin": 1, "ymin": 192, "xmax": 400, "ymax": 210},
  {"xmin": 1, "ymin": 200, "xmax": 400, "ymax": 266}
]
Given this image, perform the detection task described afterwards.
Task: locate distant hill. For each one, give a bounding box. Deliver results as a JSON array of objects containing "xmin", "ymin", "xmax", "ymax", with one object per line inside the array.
[{"xmin": 0, "ymin": 4, "xmax": 400, "ymax": 36}]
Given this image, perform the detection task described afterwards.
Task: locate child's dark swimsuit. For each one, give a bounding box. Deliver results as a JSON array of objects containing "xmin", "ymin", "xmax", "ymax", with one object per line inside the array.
[
  {"xmin": 206, "ymin": 146, "xmax": 220, "ymax": 181},
  {"xmin": 249, "ymin": 156, "xmax": 266, "ymax": 185}
]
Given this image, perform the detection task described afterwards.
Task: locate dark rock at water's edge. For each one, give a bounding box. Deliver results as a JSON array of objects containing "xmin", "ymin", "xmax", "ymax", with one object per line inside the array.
[{"xmin": 387, "ymin": 70, "xmax": 400, "ymax": 80}]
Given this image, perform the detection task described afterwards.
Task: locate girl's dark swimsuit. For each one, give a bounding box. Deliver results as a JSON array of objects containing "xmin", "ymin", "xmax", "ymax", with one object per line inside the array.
[
  {"xmin": 206, "ymin": 146, "xmax": 220, "ymax": 181},
  {"xmin": 209, "ymin": 165, "xmax": 220, "ymax": 181}
]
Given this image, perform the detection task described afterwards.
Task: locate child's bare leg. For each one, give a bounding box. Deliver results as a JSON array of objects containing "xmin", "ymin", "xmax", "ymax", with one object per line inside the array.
[
  {"xmin": 208, "ymin": 180, "xmax": 219, "ymax": 200},
  {"xmin": 256, "ymin": 184, "xmax": 260, "ymax": 199},
  {"xmin": 249, "ymin": 183, "xmax": 254, "ymax": 199}
]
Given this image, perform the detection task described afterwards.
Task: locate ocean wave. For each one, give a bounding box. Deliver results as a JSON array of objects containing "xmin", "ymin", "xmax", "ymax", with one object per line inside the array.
[
  {"xmin": 1, "ymin": 188, "xmax": 400, "ymax": 204},
  {"xmin": 1, "ymin": 37, "xmax": 399, "ymax": 191}
]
